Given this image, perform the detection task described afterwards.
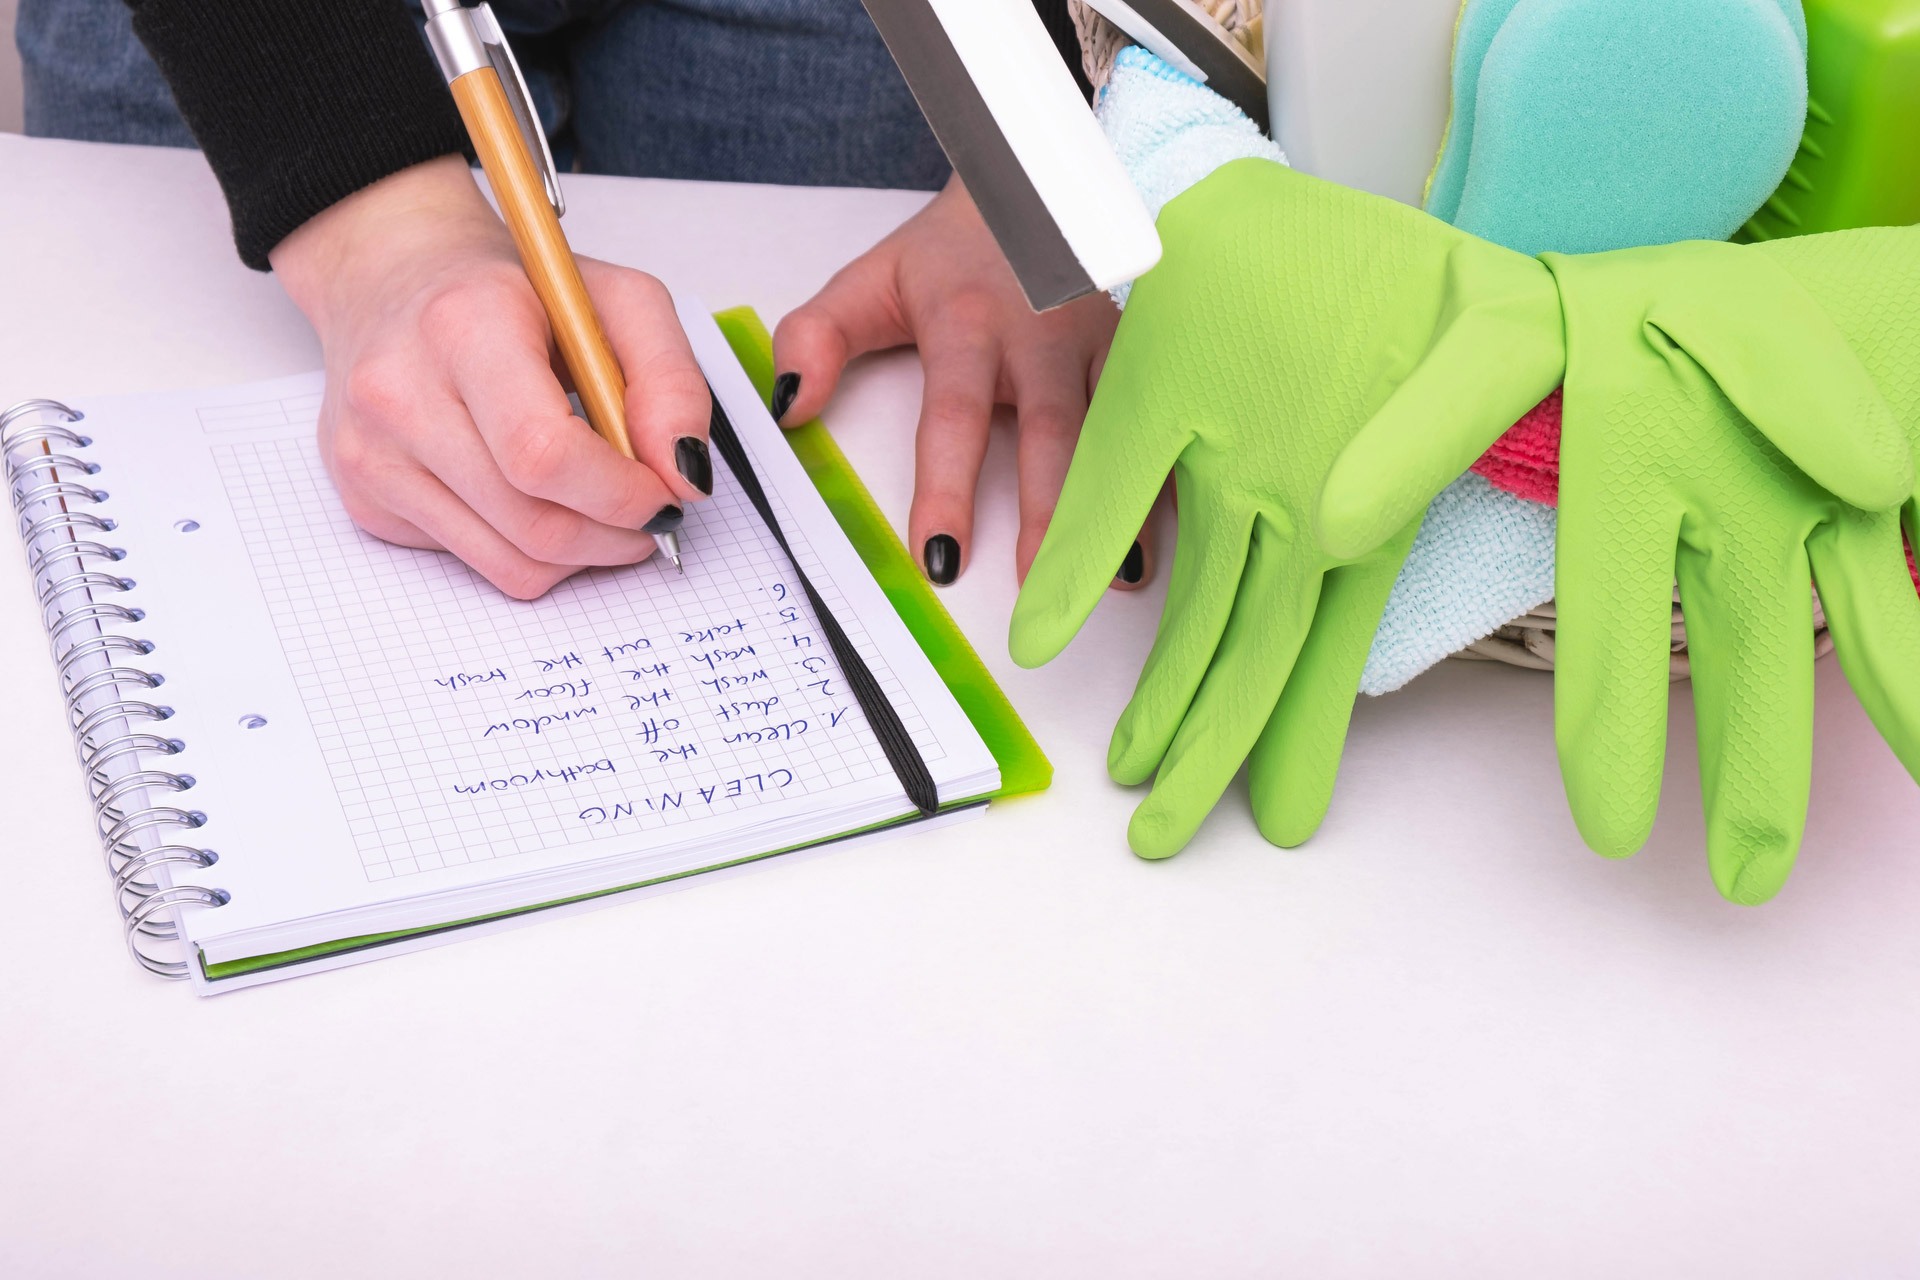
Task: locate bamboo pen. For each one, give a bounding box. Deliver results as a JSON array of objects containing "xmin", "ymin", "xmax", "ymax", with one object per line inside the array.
[{"xmin": 422, "ymin": 0, "xmax": 685, "ymax": 571}]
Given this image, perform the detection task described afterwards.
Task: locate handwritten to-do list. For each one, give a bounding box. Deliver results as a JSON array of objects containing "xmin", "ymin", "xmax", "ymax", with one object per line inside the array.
[{"xmin": 210, "ymin": 431, "xmax": 944, "ymax": 883}]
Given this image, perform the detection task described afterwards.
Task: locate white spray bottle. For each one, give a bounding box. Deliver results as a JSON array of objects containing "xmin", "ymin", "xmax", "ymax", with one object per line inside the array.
[{"xmin": 1265, "ymin": 0, "xmax": 1461, "ymax": 205}]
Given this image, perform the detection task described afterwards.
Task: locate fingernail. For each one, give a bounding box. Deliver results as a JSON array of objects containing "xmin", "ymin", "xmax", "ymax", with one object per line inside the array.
[
  {"xmin": 642, "ymin": 504, "xmax": 684, "ymax": 534},
  {"xmin": 923, "ymin": 534, "xmax": 959, "ymax": 586},
  {"xmin": 674, "ymin": 436, "xmax": 713, "ymax": 495},
  {"xmin": 1115, "ymin": 541, "xmax": 1145, "ymax": 585},
  {"xmin": 770, "ymin": 372, "xmax": 801, "ymax": 422}
]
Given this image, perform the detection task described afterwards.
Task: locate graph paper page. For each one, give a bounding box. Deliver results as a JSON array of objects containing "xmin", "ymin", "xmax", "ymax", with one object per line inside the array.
[{"xmin": 76, "ymin": 300, "xmax": 997, "ymax": 949}]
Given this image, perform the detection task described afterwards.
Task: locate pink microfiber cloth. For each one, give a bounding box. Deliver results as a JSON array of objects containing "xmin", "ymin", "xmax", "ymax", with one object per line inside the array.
[{"xmin": 1471, "ymin": 392, "xmax": 1562, "ymax": 505}]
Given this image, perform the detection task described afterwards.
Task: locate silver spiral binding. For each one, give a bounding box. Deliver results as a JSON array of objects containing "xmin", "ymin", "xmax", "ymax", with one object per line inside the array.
[{"xmin": 3, "ymin": 398, "xmax": 227, "ymax": 979}]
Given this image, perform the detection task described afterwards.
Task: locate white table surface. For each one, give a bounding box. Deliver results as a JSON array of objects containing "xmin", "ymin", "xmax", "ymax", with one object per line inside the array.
[{"xmin": 4, "ymin": 133, "xmax": 1919, "ymax": 1277}]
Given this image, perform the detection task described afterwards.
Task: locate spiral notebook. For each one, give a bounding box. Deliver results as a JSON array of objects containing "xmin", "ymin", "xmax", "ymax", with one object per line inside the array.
[{"xmin": 4, "ymin": 302, "xmax": 1043, "ymax": 994}]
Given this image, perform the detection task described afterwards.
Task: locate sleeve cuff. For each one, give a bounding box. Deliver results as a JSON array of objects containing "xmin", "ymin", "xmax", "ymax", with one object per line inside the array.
[{"xmin": 128, "ymin": 0, "xmax": 471, "ymax": 270}]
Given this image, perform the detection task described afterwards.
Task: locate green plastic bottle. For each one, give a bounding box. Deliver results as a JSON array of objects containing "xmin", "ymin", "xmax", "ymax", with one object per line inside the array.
[{"xmin": 1743, "ymin": 0, "xmax": 1920, "ymax": 238}]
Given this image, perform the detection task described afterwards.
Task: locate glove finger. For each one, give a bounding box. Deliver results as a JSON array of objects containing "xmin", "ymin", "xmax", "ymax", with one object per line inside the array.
[
  {"xmin": 1246, "ymin": 546, "xmax": 1409, "ymax": 848},
  {"xmin": 1108, "ymin": 480, "xmax": 1254, "ymax": 785},
  {"xmin": 1646, "ymin": 260, "xmax": 1912, "ymax": 514},
  {"xmin": 1317, "ymin": 256, "xmax": 1566, "ymax": 560},
  {"xmin": 1008, "ymin": 385, "xmax": 1189, "ymax": 670},
  {"xmin": 1555, "ymin": 494, "xmax": 1684, "ymax": 861},
  {"xmin": 1126, "ymin": 525, "xmax": 1323, "ymax": 859},
  {"xmin": 1675, "ymin": 533, "xmax": 1817, "ymax": 906},
  {"xmin": 1809, "ymin": 507, "xmax": 1920, "ymax": 785}
]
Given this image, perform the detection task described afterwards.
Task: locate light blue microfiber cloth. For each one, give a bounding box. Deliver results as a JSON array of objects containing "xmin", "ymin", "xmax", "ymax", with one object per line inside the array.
[
  {"xmin": 1362, "ymin": 0, "xmax": 1810, "ymax": 693},
  {"xmin": 1096, "ymin": 47, "xmax": 1287, "ymax": 308}
]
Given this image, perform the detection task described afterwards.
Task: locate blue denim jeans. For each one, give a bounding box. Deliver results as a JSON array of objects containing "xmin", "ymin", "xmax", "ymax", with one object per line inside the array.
[{"xmin": 17, "ymin": 0, "xmax": 952, "ymax": 190}]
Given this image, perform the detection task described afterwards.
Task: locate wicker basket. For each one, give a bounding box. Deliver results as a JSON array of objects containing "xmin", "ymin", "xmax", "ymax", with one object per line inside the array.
[
  {"xmin": 1453, "ymin": 591, "xmax": 1835, "ymax": 681},
  {"xmin": 1069, "ymin": 0, "xmax": 1265, "ymax": 91}
]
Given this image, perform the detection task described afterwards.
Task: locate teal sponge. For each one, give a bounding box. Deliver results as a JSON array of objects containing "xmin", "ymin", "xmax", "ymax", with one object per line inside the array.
[{"xmin": 1425, "ymin": 0, "xmax": 1810, "ymax": 256}]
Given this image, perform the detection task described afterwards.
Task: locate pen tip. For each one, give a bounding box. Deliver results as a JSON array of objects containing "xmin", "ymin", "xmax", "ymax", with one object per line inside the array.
[{"xmin": 673, "ymin": 554, "xmax": 684, "ymax": 574}]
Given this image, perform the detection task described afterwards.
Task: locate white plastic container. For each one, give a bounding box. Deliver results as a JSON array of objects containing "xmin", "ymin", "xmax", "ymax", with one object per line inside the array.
[{"xmin": 1265, "ymin": 0, "xmax": 1463, "ymax": 206}]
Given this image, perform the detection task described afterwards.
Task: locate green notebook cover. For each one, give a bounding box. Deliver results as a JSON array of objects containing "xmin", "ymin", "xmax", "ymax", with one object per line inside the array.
[
  {"xmin": 201, "ymin": 309, "xmax": 1048, "ymax": 982},
  {"xmin": 712, "ymin": 307, "xmax": 1050, "ymax": 798}
]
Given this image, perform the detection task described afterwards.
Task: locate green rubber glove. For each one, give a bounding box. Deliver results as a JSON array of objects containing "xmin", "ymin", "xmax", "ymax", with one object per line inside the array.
[
  {"xmin": 1008, "ymin": 159, "xmax": 1565, "ymax": 857},
  {"xmin": 1329, "ymin": 233, "xmax": 1918, "ymax": 903},
  {"xmin": 1559, "ymin": 235, "xmax": 1920, "ymax": 902}
]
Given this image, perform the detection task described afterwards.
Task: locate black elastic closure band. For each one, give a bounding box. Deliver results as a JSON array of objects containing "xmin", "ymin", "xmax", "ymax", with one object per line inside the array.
[{"xmin": 706, "ymin": 391, "xmax": 940, "ymax": 818}]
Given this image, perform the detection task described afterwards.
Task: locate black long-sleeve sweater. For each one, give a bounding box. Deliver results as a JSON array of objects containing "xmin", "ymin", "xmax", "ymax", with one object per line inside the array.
[{"xmin": 123, "ymin": 0, "xmax": 1091, "ymax": 270}]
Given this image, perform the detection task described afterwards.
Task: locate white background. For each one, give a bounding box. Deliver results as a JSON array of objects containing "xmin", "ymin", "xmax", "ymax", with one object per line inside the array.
[{"xmin": 4, "ymin": 133, "xmax": 1920, "ymax": 1277}]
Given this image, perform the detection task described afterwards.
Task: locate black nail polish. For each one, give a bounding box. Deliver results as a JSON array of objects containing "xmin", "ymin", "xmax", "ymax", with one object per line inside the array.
[
  {"xmin": 923, "ymin": 534, "xmax": 960, "ymax": 586},
  {"xmin": 674, "ymin": 436, "xmax": 713, "ymax": 495},
  {"xmin": 770, "ymin": 372, "xmax": 801, "ymax": 422},
  {"xmin": 1116, "ymin": 541, "xmax": 1145, "ymax": 585},
  {"xmin": 642, "ymin": 504, "xmax": 684, "ymax": 534}
]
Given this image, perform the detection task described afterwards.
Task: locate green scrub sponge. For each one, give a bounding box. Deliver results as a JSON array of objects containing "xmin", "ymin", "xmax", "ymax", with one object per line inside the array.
[{"xmin": 1425, "ymin": 0, "xmax": 1810, "ymax": 255}]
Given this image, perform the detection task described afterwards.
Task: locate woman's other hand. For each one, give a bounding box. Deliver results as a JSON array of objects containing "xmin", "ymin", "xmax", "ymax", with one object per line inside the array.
[{"xmin": 771, "ymin": 176, "xmax": 1150, "ymax": 591}]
